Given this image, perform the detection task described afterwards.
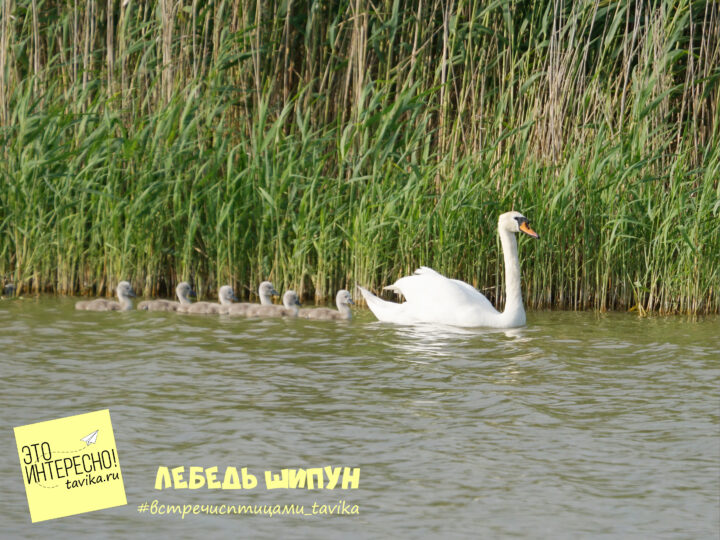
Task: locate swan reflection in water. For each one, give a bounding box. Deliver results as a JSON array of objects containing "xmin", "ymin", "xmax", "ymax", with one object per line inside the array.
[{"xmin": 374, "ymin": 321, "xmax": 532, "ymax": 363}]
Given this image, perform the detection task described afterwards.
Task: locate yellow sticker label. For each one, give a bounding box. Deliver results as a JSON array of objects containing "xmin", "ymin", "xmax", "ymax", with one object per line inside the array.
[{"xmin": 13, "ymin": 409, "xmax": 127, "ymax": 522}]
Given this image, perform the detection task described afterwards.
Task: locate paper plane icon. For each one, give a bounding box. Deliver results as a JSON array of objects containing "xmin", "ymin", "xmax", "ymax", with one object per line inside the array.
[{"xmin": 81, "ymin": 430, "xmax": 99, "ymax": 446}]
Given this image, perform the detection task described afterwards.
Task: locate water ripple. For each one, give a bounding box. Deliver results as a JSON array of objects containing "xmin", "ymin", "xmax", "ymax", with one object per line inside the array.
[{"xmin": 0, "ymin": 299, "xmax": 718, "ymax": 539}]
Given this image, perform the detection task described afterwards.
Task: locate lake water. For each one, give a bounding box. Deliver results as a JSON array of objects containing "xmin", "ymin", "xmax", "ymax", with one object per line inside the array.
[{"xmin": 1, "ymin": 297, "xmax": 718, "ymax": 539}]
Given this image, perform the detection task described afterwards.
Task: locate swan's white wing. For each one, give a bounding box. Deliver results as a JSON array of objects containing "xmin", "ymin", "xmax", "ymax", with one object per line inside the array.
[
  {"xmin": 448, "ymin": 280, "xmax": 496, "ymax": 312},
  {"xmin": 413, "ymin": 267, "xmax": 494, "ymax": 309},
  {"xmin": 391, "ymin": 267, "xmax": 497, "ymax": 314}
]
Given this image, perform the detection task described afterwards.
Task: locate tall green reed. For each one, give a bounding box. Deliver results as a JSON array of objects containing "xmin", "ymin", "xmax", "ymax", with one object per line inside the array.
[{"xmin": 0, "ymin": 0, "xmax": 717, "ymax": 313}]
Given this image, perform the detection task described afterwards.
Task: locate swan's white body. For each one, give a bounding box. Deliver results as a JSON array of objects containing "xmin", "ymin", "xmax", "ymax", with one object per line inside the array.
[{"xmin": 359, "ymin": 211, "xmax": 538, "ymax": 328}]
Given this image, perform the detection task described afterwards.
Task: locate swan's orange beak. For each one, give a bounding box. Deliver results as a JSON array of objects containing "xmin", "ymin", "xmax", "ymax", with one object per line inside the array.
[{"xmin": 519, "ymin": 222, "xmax": 539, "ymax": 239}]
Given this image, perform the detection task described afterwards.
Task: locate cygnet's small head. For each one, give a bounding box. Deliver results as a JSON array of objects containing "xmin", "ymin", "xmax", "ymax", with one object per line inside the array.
[
  {"xmin": 282, "ymin": 290, "xmax": 301, "ymax": 308},
  {"xmin": 259, "ymin": 281, "xmax": 280, "ymax": 298},
  {"xmin": 336, "ymin": 289, "xmax": 354, "ymax": 307},
  {"xmin": 218, "ymin": 285, "xmax": 238, "ymax": 305},
  {"xmin": 176, "ymin": 282, "xmax": 195, "ymax": 302},
  {"xmin": 498, "ymin": 211, "xmax": 539, "ymax": 239},
  {"xmin": 116, "ymin": 281, "xmax": 136, "ymax": 299}
]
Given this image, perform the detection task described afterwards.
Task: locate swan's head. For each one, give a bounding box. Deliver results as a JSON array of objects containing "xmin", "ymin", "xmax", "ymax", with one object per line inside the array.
[
  {"xmin": 259, "ymin": 281, "xmax": 280, "ymax": 298},
  {"xmin": 499, "ymin": 211, "xmax": 539, "ymax": 239},
  {"xmin": 283, "ymin": 290, "xmax": 301, "ymax": 308},
  {"xmin": 116, "ymin": 281, "xmax": 135, "ymax": 299},
  {"xmin": 176, "ymin": 282, "xmax": 195, "ymax": 302},
  {"xmin": 336, "ymin": 289, "xmax": 354, "ymax": 307},
  {"xmin": 218, "ymin": 285, "xmax": 238, "ymax": 305}
]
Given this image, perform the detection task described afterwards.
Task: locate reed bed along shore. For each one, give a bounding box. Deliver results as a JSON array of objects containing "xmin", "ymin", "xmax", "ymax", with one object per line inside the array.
[{"xmin": 0, "ymin": 0, "xmax": 718, "ymax": 314}]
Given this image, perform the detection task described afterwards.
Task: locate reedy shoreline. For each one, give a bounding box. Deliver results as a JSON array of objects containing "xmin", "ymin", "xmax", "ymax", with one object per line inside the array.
[{"xmin": 0, "ymin": 1, "xmax": 717, "ymax": 313}]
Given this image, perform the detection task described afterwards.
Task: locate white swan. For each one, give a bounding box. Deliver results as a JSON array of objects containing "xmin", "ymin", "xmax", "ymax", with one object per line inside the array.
[
  {"xmin": 223, "ymin": 281, "xmax": 279, "ymax": 316},
  {"xmin": 245, "ymin": 290, "xmax": 301, "ymax": 318},
  {"xmin": 138, "ymin": 282, "xmax": 195, "ymax": 311},
  {"xmin": 178, "ymin": 285, "xmax": 237, "ymax": 314},
  {"xmin": 299, "ymin": 290, "xmax": 354, "ymax": 320},
  {"xmin": 358, "ymin": 211, "xmax": 539, "ymax": 328},
  {"xmin": 75, "ymin": 281, "xmax": 136, "ymax": 311}
]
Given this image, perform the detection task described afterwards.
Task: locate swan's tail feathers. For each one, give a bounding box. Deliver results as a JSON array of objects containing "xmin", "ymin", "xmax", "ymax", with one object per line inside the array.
[
  {"xmin": 357, "ymin": 286, "xmax": 406, "ymax": 323},
  {"xmin": 357, "ymin": 286, "xmax": 379, "ymax": 305}
]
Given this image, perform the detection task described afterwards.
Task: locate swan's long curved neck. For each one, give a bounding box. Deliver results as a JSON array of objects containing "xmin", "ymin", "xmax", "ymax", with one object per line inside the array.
[
  {"xmin": 259, "ymin": 291, "xmax": 273, "ymax": 305},
  {"xmin": 283, "ymin": 298, "xmax": 300, "ymax": 315},
  {"xmin": 498, "ymin": 228, "xmax": 525, "ymax": 324},
  {"xmin": 337, "ymin": 302, "xmax": 352, "ymax": 318},
  {"xmin": 118, "ymin": 294, "xmax": 133, "ymax": 311}
]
